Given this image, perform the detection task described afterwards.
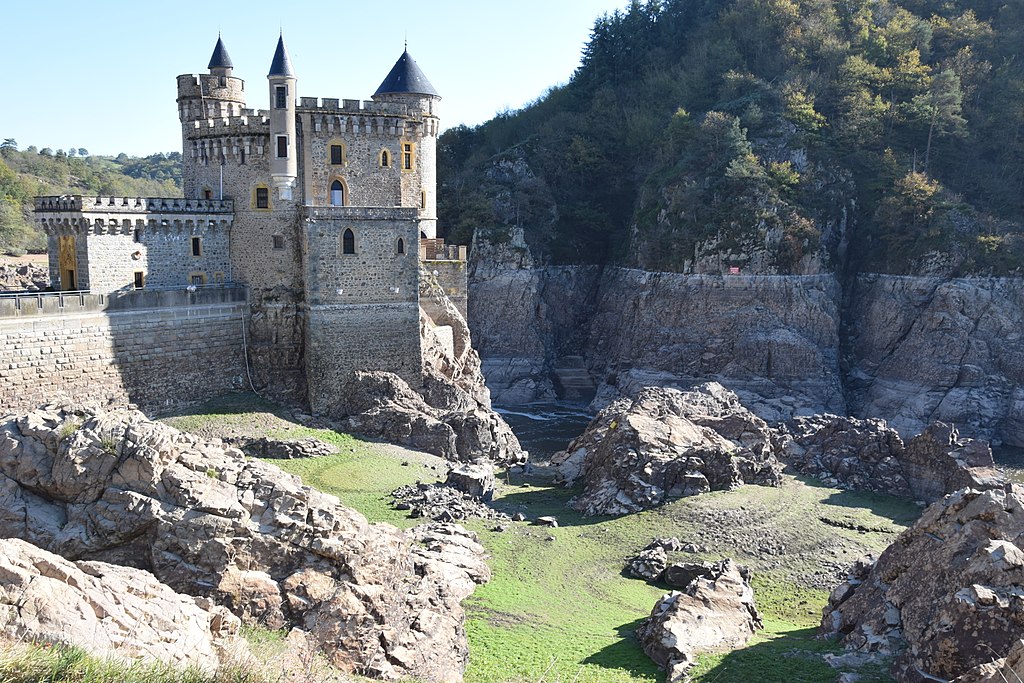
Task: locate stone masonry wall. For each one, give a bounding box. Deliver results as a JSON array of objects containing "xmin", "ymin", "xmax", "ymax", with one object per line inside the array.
[
  {"xmin": 83, "ymin": 229, "xmax": 231, "ymax": 293},
  {"xmin": 0, "ymin": 298, "xmax": 248, "ymax": 416}
]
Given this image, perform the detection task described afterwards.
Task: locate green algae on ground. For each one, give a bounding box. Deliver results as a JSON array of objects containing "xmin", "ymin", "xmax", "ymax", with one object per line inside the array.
[{"xmin": 164, "ymin": 394, "xmax": 917, "ymax": 683}]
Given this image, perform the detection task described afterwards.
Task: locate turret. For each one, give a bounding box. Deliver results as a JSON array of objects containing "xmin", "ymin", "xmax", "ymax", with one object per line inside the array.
[
  {"xmin": 373, "ymin": 50, "xmax": 441, "ymax": 238},
  {"xmin": 268, "ymin": 35, "xmax": 298, "ymax": 201},
  {"xmin": 177, "ymin": 36, "xmax": 246, "ymax": 124}
]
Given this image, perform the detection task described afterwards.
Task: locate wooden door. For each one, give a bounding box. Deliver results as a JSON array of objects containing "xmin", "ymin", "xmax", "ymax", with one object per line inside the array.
[{"xmin": 57, "ymin": 236, "xmax": 77, "ymax": 291}]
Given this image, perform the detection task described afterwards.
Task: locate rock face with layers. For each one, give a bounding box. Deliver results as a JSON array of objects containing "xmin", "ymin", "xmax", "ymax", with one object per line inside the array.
[
  {"xmin": 0, "ymin": 537, "xmax": 243, "ymax": 672},
  {"xmin": 785, "ymin": 417, "xmax": 1004, "ymax": 502},
  {"xmin": 637, "ymin": 560, "xmax": 762, "ymax": 681},
  {"xmin": 553, "ymin": 383, "xmax": 783, "ymax": 516},
  {"xmin": 821, "ymin": 486, "xmax": 1024, "ymax": 682},
  {"xmin": 0, "ymin": 405, "xmax": 489, "ymax": 682}
]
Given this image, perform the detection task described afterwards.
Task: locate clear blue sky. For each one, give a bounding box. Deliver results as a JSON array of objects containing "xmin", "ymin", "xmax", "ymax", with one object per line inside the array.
[{"xmin": 0, "ymin": 0, "xmax": 628, "ymax": 157}]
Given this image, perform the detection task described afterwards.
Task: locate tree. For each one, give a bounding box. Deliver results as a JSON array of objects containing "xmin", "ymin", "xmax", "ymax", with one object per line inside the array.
[
  {"xmin": 39, "ymin": 148, "xmax": 52, "ymax": 157},
  {"xmin": 0, "ymin": 139, "xmax": 16, "ymax": 157},
  {"xmin": 917, "ymin": 68, "xmax": 966, "ymax": 172},
  {"xmin": 77, "ymin": 148, "xmax": 88, "ymax": 157}
]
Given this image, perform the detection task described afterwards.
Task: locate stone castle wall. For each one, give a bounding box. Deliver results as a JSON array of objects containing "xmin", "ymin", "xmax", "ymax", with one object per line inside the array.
[{"xmin": 0, "ymin": 289, "xmax": 248, "ymax": 415}]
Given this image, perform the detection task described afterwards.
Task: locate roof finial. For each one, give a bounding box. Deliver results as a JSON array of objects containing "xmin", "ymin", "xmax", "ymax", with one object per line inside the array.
[{"xmin": 404, "ymin": 33, "xmax": 408, "ymax": 52}]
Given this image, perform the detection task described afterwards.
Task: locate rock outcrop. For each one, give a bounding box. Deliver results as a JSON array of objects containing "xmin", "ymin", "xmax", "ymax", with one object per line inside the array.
[
  {"xmin": 821, "ymin": 486, "xmax": 1024, "ymax": 682},
  {"xmin": 0, "ymin": 537, "xmax": 245, "ymax": 671},
  {"xmin": 954, "ymin": 639, "xmax": 1024, "ymax": 683},
  {"xmin": 0, "ymin": 405, "xmax": 488, "ymax": 682},
  {"xmin": 469, "ymin": 234, "xmax": 1024, "ymax": 444},
  {"xmin": 785, "ymin": 417, "xmax": 1005, "ymax": 502},
  {"xmin": 337, "ymin": 370, "xmax": 525, "ymax": 465},
  {"xmin": 637, "ymin": 560, "xmax": 762, "ymax": 681},
  {"xmin": 0, "ymin": 261, "xmax": 48, "ymax": 292},
  {"xmin": 553, "ymin": 383, "xmax": 783, "ymax": 516}
]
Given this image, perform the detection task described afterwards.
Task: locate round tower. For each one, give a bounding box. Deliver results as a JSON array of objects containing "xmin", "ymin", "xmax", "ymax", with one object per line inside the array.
[
  {"xmin": 176, "ymin": 36, "xmax": 246, "ymax": 124},
  {"xmin": 268, "ymin": 35, "xmax": 298, "ymax": 202},
  {"xmin": 372, "ymin": 49, "xmax": 441, "ymax": 239}
]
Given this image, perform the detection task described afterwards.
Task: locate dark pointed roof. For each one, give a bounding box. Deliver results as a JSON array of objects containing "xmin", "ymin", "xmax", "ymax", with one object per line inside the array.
[
  {"xmin": 268, "ymin": 35, "xmax": 295, "ymax": 77},
  {"xmin": 374, "ymin": 50, "xmax": 439, "ymax": 97},
  {"xmin": 208, "ymin": 36, "xmax": 233, "ymax": 70}
]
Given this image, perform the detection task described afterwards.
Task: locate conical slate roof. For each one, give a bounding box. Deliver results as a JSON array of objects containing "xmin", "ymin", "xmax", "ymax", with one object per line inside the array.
[
  {"xmin": 268, "ymin": 35, "xmax": 295, "ymax": 77},
  {"xmin": 374, "ymin": 50, "xmax": 439, "ymax": 97},
  {"xmin": 208, "ymin": 36, "xmax": 233, "ymax": 69}
]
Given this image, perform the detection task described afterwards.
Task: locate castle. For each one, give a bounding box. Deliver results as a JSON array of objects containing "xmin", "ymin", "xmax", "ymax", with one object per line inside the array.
[{"xmin": 29, "ymin": 36, "xmax": 468, "ymax": 416}]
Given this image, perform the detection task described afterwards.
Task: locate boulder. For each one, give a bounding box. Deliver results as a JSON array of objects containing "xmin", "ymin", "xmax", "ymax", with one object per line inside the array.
[
  {"xmin": 785, "ymin": 416, "xmax": 1004, "ymax": 502},
  {"xmin": 233, "ymin": 436, "xmax": 336, "ymax": 459},
  {"xmin": 446, "ymin": 462, "xmax": 495, "ymax": 500},
  {"xmin": 554, "ymin": 384, "xmax": 783, "ymax": 516},
  {"xmin": 954, "ymin": 639, "xmax": 1024, "ymax": 683},
  {"xmin": 627, "ymin": 547, "xmax": 668, "ymax": 581},
  {"xmin": 637, "ymin": 559, "xmax": 762, "ymax": 681},
  {"xmin": 0, "ymin": 262, "xmax": 49, "ymax": 292},
  {"xmin": 337, "ymin": 370, "xmax": 525, "ymax": 466},
  {"xmin": 0, "ymin": 537, "xmax": 243, "ymax": 672},
  {"xmin": 0, "ymin": 405, "xmax": 489, "ymax": 683},
  {"xmin": 821, "ymin": 486, "xmax": 1024, "ymax": 682}
]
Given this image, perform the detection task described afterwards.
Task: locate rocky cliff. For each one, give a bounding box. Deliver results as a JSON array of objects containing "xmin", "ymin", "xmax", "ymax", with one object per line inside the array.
[{"xmin": 469, "ymin": 232, "xmax": 1024, "ymax": 444}]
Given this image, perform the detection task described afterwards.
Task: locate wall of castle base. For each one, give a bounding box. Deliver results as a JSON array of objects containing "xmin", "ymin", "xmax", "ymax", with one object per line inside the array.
[
  {"xmin": 0, "ymin": 303, "xmax": 248, "ymax": 416},
  {"xmin": 306, "ymin": 302, "xmax": 422, "ymax": 416}
]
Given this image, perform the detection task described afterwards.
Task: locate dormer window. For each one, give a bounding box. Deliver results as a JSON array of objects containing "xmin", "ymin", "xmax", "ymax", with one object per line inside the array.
[{"xmin": 275, "ymin": 85, "xmax": 287, "ymax": 109}]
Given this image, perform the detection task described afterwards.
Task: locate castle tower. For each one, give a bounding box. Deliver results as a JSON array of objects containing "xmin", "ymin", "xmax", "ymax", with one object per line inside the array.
[
  {"xmin": 372, "ymin": 50, "xmax": 441, "ymax": 239},
  {"xmin": 268, "ymin": 35, "xmax": 298, "ymax": 201},
  {"xmin": 177, "ymin": 37, "xmax": 248, "ymax": 198}
]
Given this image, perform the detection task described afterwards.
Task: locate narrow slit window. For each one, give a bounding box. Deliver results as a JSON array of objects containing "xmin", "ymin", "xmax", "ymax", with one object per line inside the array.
[
  {"xmin": 381, "ymin": 150, "xmax": 390, "ymax": 167},
  {"xmin": 275, "ymin": 85, "xmax": 287, "ymax": 109},
  {"xmin": 342, "ymin": 228, "xmax": 355, "ymax": 255},
  {"xmin": 420, "ymin": 191, "xmax": 426, "ymax": 209},
  {"xmin": 191, "ymin": 236, "xmax": 202, "ymax": 257},
  {"xmin": 133, "ymin": 271, "xmax": 144, "ymax": 289},
  {"xmin": 397, "ymin": 238, "xmax": 405, "ymax": 255},
  {"xmin": 276, "ymin": 135, "xmax": 288, "ymax": 158}
]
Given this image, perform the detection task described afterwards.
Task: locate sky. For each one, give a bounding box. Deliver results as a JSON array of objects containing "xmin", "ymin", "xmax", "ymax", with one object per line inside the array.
[{"xmin": 0, "ymin": 0, "xmax": 629, "ymax": 157}]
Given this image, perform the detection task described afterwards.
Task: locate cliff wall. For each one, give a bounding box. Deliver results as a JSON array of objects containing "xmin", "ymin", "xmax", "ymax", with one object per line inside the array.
[{"xmin": 469, "ymin": 237, "xmax": 1024, "ymax": 444}]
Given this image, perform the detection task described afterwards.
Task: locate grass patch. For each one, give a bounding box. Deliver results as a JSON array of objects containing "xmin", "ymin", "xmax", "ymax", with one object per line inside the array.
[{"xmin": 0, "ymin": 641, "xmax": 257, "ymax": 683}]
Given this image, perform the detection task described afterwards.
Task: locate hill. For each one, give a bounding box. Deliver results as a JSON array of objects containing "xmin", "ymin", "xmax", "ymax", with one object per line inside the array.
[
  {"xmin": 0, "ymin": 141, "xmax": 182, "ymax": 255},
  {"xmin": 438, "ymin": 0, "xmax": 1024, "ymax": 276}
]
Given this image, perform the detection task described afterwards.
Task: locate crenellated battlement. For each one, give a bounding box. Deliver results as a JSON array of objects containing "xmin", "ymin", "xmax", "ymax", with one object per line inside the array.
[
  {"xmin": 35, "ymin": 196, "xmax": 234, "ymax": 213},
  {"xmin": 297, "ymin": 97, "xmax": 410, "ymax": 116},
  {"xmin": 177, "ymin": 73, "xmax": 247, "ymax": 123}
]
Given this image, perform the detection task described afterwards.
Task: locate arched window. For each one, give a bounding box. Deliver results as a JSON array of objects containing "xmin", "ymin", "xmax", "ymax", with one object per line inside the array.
[
  {"xmin": 397, "ymin": 238, "xmax": 405, "ymax": 255},
  {"xmin": 342, "ymin": 228, "xmax": 355, "ymax": 255},
  {"xmin": 330, "ymin": 180, "xmax": 345, "ymax": 206},
  {"xmin": 380, "ymin": 149, "xmax": 390, "ymax": 167}
]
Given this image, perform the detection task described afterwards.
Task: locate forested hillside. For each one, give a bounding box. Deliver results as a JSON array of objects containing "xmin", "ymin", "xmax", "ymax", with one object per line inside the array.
[
  {"xmin": 439, "ymin": 0, "xmax": 1024, "ymax": 276},
  {"xmin": 0, "ymin": 141, "xmax": 181, "ymax": 255}
]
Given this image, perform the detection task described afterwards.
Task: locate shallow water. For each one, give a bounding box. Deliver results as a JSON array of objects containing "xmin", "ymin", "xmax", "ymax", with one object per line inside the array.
[
  {"xmin": 993, "ymin": 445, "xmax": 1024, "ymax": 483},
  {"xmin": 496, "ymin": 403, "xmax": 593, "ymax": 460}
]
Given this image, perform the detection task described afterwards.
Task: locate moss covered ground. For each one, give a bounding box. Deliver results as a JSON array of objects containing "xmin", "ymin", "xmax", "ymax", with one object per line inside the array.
[{"xmin": 161, "ymin": 393, "xmax": 920, "ymax": 683}]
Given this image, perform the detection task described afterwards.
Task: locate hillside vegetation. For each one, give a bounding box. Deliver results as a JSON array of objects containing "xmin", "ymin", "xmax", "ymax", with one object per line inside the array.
[
  {"xmin": 438, "ymin": 0, "xmax": 1024, "ymax": 276},
  {"xmin": 0, "ymin": 141, "xmax": 182, "ymax": 255}
]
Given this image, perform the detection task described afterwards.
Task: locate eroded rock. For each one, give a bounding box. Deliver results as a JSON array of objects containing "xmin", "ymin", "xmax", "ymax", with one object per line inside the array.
[
  {"xmin": 821, "ymin": 486, "xmax": 1024, "ymax": 682},
  {"xmin": 785, "ymin": 416, "xmax": 1004, "ymax": 502},
  {"xmin": 637, "ymin": 559, "xmax": 762, "ymax": 681},
  {"xmin": 0, "ymin": 537, "xmax": 244, "ymax": 672},
  {"xmin": 0, "ymin": 404, "xmax": 488, "ymax": 683},
  {"xmin": 553, "ymin": 384, "xmax": 783, "ymax": 516}
]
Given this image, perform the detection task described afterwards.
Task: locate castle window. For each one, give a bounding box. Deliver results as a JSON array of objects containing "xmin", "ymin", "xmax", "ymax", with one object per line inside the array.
[
  {"xmin": 255, "ymin": 186, "xmax": 269, "ymax": 209},
  {"xmin": 330, "ymin": 144, "xmax": 344, "ymax": 165},
  {"xmin": 203, "ymin": 189, "xmax": 212, "ymax": 200},
  {"xmin": 219, "ymin": 76, "xmax": 227, "ymax": 87},
  {"xmin": 397, "ymin": 238, "xmax": 405, "ymax": 255},
  {"xmin": 275, "ymin": 85, "xmax": 287, "ymax": 109},
  {"xmin": 330, "ymin": 180, "xmax": 345, "ymax": 206},
  {"xmin": 190, "ymin": 272, "xmax": 207, "ymax": 286},
  {"xmin": 342, "ymin": 228, "xmax": 355, "ymax": 255},
  {"xmin": 133, "ymin": 228, "xmax": 142, "ymax": 243},
  {"xmin": 191, "ymin": 236, "xmax": 202, "ymax": 257},
  {"xmin": 133, "ymin": 271, "xmax": 145, "ymax": 289},
  {"xmin": 380, "ymin": 150, "xmax": 390, "ymax": 167},
  {"xmin": 276, "ymin": 135, "xmax": 288, "ymax": 158},
  {"xmin": 272, "ymin": 234, "xmax": 285, "ymax": 250},
  {"xmin": 420, "ymin": 191, "xmax": 426, "ymax": 209},
  {"xmin": 213, "ymin": 271, "xmax": 225, "ymax": 283},
  {"xmin": 402, "ymin": 143, "xmax": 415, "ymax": 171}
]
